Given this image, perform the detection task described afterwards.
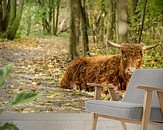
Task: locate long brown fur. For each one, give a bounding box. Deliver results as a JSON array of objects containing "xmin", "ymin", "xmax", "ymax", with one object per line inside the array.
[{"xmin": 60, "ymin": 43, "xmax": 143, "ymax": 91}]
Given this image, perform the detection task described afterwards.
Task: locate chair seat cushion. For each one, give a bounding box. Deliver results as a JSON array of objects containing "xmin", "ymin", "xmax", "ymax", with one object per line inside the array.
[{"xmin": 85, "ymin": 100, "xmax": 163, "ymax": 122}]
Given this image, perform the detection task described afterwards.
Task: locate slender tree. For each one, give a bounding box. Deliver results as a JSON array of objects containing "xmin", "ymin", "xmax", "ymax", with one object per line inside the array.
[
  {"xmin": 69, "ymin": 0, "xmax": 80, "ymax": 59},
  {"xmin": 138, "ymin": 0, "xmax": 148, "ymax": 43},
  {"xmin": 0, "ymin": 0, "xmax": 10, "ymax": 36},
  {"xmin": 5, "ymin": 0, "xmax": 24, "ymax": 40},
  {"xmin": 53, "ymin": 0, "xmax": 60, "ymax": 35},
  {"xmin": 0, "ymin": 1, "xmax": 2, "ymax": 33},
  {"xmin": 106, "ymin": 0, "xmax": 116, "ymax": 41},
  {"xmin": 78, "ymin": 0, "xmax": 89, "ymax": 56}
]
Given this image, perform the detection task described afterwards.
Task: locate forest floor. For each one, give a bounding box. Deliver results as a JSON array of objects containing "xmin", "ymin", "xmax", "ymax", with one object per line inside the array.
[{"xmin": 0, "ymin": 36, "xmax": 98, "ymax": 113}]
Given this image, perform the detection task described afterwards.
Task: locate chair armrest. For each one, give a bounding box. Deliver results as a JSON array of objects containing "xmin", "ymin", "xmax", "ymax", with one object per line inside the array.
[
  {"xmin": 137, "ymin": 86, "xmax": 163, "ymax": 92},
  {"xmin": 137, "ymin": 86, "xmax": 163, "ymax": 120},
  {"xmin": 87, "ymin": 83, "xmax": 119, "ymax": 101}
]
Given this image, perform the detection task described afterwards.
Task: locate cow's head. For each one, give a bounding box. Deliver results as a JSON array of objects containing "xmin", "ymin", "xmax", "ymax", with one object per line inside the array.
[{"xmin": 108, "ymin": 41, "xmax": 159, "ymax": 76}]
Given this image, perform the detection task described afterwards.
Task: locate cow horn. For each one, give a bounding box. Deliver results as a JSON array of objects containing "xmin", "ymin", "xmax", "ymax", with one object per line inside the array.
[
  {"xmin": 142, "ymin": 43, "xmax": 161, "ymax": 50},
  {"xmin": 107, "ymin": 40, "xmax": 121, "ymax": 48}
]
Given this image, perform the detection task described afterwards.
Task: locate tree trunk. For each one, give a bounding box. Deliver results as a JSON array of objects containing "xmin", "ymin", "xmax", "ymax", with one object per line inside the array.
[
  {"xmin": 53, "ymin": 0, "xmax": 60, "ymax": 35},
  {"xmin": 53, "ymin": 7, "xmax": 56, "ymax": 35},
  {"xmin": 2, "ymin": 0, "xmax": 10, "ymax": 32},
  {"xmin": 0, "ymin": 0, "xmax": 10, "ymax": 36},
  {"xmin": 88, "ymin": 0, "xmax": 96, "ymax": 42},
  {"xmin": 42, "ymin": 12, "xmax": 46, "ymax": 33},
  {"xmin": 79, "ymin": 0, "xmax": 89, "ymax": 56},
  {"xmin": 26, "ymin": 2, "xmax": 32, "ymax": 36},
  {"xmin": 161, "ymin": 11, "xmax": 163, "ymax": 27},
  {"xmin": 129, "ymin": 0, "xmax": 138, "ymax": 42},
  {"xmin": 106, "ymin": 0, "xmax": 116, "ymax": 41},
  {"xmin": 48, "ymin": 5, "xmax": 52, "ymax": 34},
  {"xmin": 69, "ymin": 0, "xmax": 80, "ymax": 59},
  {"xmin": 5, "ymin": 0, "xmax": 24, "ymax": 40},
  {"xmin": 116, "ymin": 0, "xmax": 128, "ymax": 43},
  {"xmin": 27, "ymin": 14, "xmax": 31, "ymax": 36},
  {"xmin": 98, "ymin": 0, "xmax": 105, "ymax": 42},
  {"xmin": 138, "ymin": 0, "xmax": 148, "ymax": 43},
  {"xmin": 8, "ymin": 0, "xmax": 16, "ymax": 27},
  {"xmin": 0, "ymin": 1, "xmax": 2, "ymax": 33}
]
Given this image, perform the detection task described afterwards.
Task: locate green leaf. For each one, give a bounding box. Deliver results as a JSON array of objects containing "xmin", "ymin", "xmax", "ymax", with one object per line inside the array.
[
  {"xmin": 11, "ymin": 92, "xmax": 40, "ymax": 106},
  {"xmin": 0, "ymin": 123, "xmax": 19, "ymax": 130},
  {"xmin": 0, "ymin": 108, "xmax": 5, "ymax": 114},
  {"xmin": 0, "ymin": 64, "xmax": 12, "ymax": 87},
  {"xmin": 0, "ymin": 69, "xmax": 5, "ymax": 87},
  {"xmin": 5, "ymin": 64, "xmax": 13, "ymax": 75}
]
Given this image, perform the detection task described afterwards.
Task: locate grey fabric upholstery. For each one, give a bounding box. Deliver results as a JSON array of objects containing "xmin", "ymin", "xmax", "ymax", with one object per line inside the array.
[
  {"xmin": 86, "ymin": 100, "xmax": 163, "ymax": 122},
  {"xmin": 86, "ymin": 100, "xmax": 143, "ymax": 120},
  {"xmin": 85, "ymin": 69, "xmax": 163, "ymax": 123},
  {"xmin": 123, "ymin": 69, "xmax": 163, "ymax": 106}
]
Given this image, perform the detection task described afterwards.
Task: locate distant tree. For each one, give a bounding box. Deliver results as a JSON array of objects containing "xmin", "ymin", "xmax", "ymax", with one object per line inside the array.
[
  {"xmin": 5, "ymin": 0, "xmax": 24, "ymax": 40},
  {"xmin": 0, "ymin": 0, "xmax": 10, "ymax": 36},
  {"xmin": 53, "ymin": 0, "xmax": 60, "ymax": 35},
  {"xmin": 0, "ymin": 1, "xmax": 3, "ymax": 33},
  {"xmin": 78, "ymin": 0, "xmax": 89, "ymax": 56},
  {"xmin": 106, "ymin": 0, "xmax": 116, "ymax": 41},
  {"xmin": 138, "ymin": 0, "xmax": 148, "ymax": 43},
  {"xmin": 69, "ymin": 0, "xmax": 80, "ymax": 59},
  {"xmin": 38, "ymin": 0, "xmax": 61, "ymax": 35},
  {"xmin": 0, "ymin": 0, "xmax": 24, "ymax": 40}
]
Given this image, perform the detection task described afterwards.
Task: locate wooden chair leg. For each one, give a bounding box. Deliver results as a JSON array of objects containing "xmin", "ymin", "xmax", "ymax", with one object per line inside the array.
[
  {"xmin": 121, "ymin": 121, "xmax": 127, "ymax": 130},
  {"xmin": 157, "ymin": 91, "xmax": 163, "ymax": 114},
  {"xmin": 92, "ymin": 113, "xmax": 98, "ymax": 130},
  {"xmin": 141, "ymin": 90, "xmax": 152, "ymax": 130}
]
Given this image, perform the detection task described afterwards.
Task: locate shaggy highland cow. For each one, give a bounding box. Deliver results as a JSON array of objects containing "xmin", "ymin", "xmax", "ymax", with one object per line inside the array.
[{"xmin": 60, "ymin": 41, "xmax": 158, "ymax": 91}]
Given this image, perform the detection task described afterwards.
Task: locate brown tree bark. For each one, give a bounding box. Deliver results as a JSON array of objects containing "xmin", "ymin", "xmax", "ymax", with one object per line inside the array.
[
  {"xmin": 106, "ymin": 0, "xmax": 116, "ymax": 41},
  {"xmin": 53, "ymin": 0, "xmax": 60, "ymax": 35},
  {"xmin": 129, "ymin": 0, "xmax": 138, "ymax": 42},
  {"xmin": 69, "ymin": 0, "xmax": 80, "ymax": 59},
  {"xmin": 88, "ymin": 0, "xmax": 96, "ymax": 42},
  {"xmin": 138, "ymin": 0, "xmax": 148, "ymax": 43},
  {"xmin": 78, "ymin": 0, "xmax": 89, "ymax": 56},
  {"xmin": 5, "ymin": 0, "xmax": 24, "ymax": 40},
  {"xmin": 0, "ymin": 0, "xmax": 10, "ymax": 35},
  {"xmin": 0, "ymin": 1, "xmax": 2, "ymax": 33}
]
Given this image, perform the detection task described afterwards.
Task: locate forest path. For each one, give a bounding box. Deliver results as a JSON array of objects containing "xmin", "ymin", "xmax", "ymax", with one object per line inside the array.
[{"xmin": 0, "ymin": 37, "xmax": 93, "ymax": 113}]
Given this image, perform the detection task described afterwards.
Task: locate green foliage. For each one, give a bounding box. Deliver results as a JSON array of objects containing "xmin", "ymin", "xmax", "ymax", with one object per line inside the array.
[
  {"xmin": 153, "ymin": 0, "xmax": 163, "ymax": 12},
  {"xmin": 57, "ymin": 32, "xmax": 69, "ymax": 38},
  {"xmin": 0, "ymin": 65, "xmax": 40, "ymax": 130},
  {"xmin": 39, "ymin": 0, "xmax": 60, "ymax": 7},
  {"xmin": 17, "ymin": 0, "xmax": 61, "ymax": 37},
  {"xmin": 0, "ymin": 123, "xmax": 19, "ymax": 130},
  {"xmin": 0, "ymin": 92, "xmax": 40, "ymax": 113},
  {"xmin": 17, "ymin": 3, "xmax": 44, "ymax": 37},
  {"xmin": 11, "ymin": 92, "xmax": 40, "ymax": 106},
  {"xmin": 142, "ymin": 49, "xmax": 163, "ymax": 68},
  {"xmin": 0, "ymin": 64, "xmax": 12, "ymax": 87}
]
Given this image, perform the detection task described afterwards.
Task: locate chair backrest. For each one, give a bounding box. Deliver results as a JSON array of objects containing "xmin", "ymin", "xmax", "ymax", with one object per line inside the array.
[{"xmin": 123, "ymin": 68, "xmax": 163, "ymax": 107}]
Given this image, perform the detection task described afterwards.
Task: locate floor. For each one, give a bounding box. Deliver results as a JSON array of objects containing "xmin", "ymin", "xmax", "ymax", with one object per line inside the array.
[{"xmin": 0, "ymin": 112, "xmax": 141, "ymax": 130}]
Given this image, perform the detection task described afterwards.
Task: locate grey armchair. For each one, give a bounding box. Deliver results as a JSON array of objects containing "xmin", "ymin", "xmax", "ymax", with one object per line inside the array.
[{"xmin": 85, "ymin": 68, "xmax": 163, "ymax": 130}]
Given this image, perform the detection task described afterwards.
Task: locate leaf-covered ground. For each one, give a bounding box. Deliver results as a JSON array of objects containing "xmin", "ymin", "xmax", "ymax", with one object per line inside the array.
[
  {"xmin": 0, "ymin": 37, "xmax": 162, "ymax": 113},
  {"xmin": 0, "ymin": 37, "xmax": 94, "ymax": 113}
]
